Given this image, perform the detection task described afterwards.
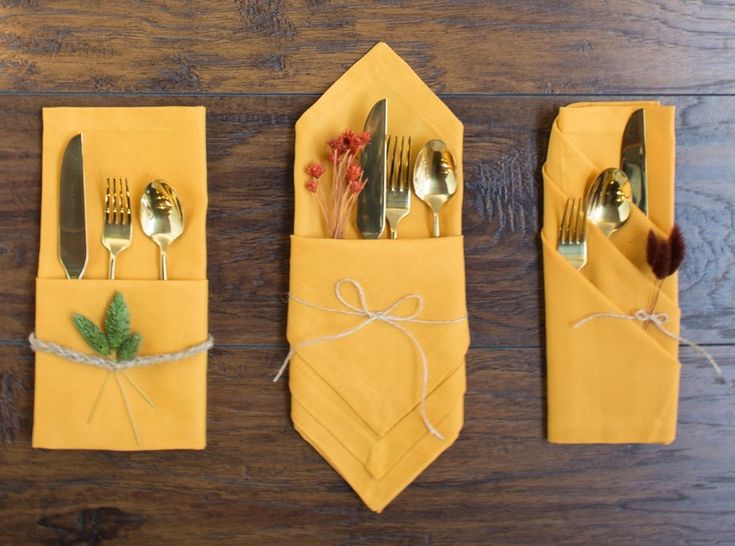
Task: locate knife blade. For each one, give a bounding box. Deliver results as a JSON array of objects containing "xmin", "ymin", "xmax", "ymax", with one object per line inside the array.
[
  {"xmin": 357, "ymin": 99, "xmax": 388, "ymax": 239},
  {"xmin": 59, "ymin": 133, "xmax": 88, "ymax": 279},
  {"xmin": 621, "ymin": 108, "xmax": 647, "ymax": 215}
]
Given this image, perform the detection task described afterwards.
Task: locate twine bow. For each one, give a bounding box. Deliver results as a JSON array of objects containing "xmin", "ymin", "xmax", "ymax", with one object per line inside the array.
[
  {"xmin": 274, "ymin": 278, "xmax": 467, "ymax": 440},
  {"xmin": 574, "ymin": 310, "xmax": 723, "ymax": 379}
]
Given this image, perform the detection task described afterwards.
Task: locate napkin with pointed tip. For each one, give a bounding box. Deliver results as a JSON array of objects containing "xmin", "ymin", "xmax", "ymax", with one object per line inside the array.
[
  {"xmin": 542, "ymin": 101, "xmax": 680, "ymax": 444},
  {"xmin": 285, "ymin": 42, "xmax": 470, "ymax": 512}
]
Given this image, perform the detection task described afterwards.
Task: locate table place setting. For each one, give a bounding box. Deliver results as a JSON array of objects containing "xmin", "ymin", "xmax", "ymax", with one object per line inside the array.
[
  {"xmin": 30, "ymin": 106, "xmax": 211, "ymax": 451},
  {"xmin": 541, "ymin": 101, "xmax": 723, "ymax": 445},
  {"xmin": 16, "ymin": 41, "xmax": 728, "ymax": 515},
  {"xmin": 275, "ymin": 42, "xmax": 470, "ymax": 512}
]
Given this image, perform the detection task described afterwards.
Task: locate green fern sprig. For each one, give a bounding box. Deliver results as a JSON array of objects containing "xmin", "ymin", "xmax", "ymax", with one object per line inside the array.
[{"xmin": 73, "ymin": 292, "xmax": 143, "ymax": 362}]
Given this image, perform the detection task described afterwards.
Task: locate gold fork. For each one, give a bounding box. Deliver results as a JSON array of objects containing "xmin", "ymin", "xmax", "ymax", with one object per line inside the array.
[
  {"xmin": 557, "ymin": 197, "xmax": 587, "ymax": 271},
  {"xmin": 385, "ymin": 135, "xmax": 412, "ymax": 239},
  {"xmin": 102, "ymin": 177, "xmax": 132, "ymax": 279}
]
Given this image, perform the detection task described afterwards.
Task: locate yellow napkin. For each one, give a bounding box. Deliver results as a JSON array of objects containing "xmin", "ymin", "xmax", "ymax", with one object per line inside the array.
[
  {"xmin": 286, "ymin": 43, "xmax": 470, "ymax": 512},
  {"xmin": 542, "ymin": 102, "xmax": 681, "ymax": 444},
  {"xmin": 33, "ymin": 106, "xmax": 208, "ymax": 450}
]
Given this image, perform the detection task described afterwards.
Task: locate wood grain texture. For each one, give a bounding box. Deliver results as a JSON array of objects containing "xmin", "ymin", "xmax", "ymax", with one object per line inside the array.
[
  {"xmin": 1, "ymin": 345, "xmax": 734, "ymax": 544},
  {"xmin": 1, "ymin": 1, "xmax": 735, "ymax": 95},
  {"xmin": 2, "ymin": 1, "xmax": 735, "ymax": 543},
  {"xmin": 0, "ymin": 95, "xmax": 733, "ymax": 346}
]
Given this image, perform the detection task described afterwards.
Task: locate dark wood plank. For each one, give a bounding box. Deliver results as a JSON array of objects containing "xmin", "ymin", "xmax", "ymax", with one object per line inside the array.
[
  {"xmin": 1, "ymin": 345, "xmax": 734, "ymax": 544},
  {"xmin": 2, "ymin": 1, "xmax": 735, "ymax": 95},
  {"xmin": 0, "ymin": 95, "xmax": 733, "ymax": 346}
]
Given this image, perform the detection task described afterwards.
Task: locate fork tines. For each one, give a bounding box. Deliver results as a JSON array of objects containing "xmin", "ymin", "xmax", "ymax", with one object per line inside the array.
[
  {"xmin": 385, "ymin": 135, "xmax": 412, "ymax": 239},
  {"xmin": 105, "ymin": 177, "xmax": 131, "ymax": 225},
  {"xmin": 557, "ymin": 197, "xmax": 587, "ymax": 271},
  {"xmin": 103, "ymin": 177, "xmax": 133, "ymax": 280}
]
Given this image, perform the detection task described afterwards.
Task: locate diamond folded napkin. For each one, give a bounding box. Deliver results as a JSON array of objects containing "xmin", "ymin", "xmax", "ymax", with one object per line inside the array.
[
  {"xmin": 542, "ymin": 101, "xmax": 680, "ymax": 444},
  {"xmin": 33, "ymin": 107, "xmax": 209, "ymax": 450},
  {"xmin": 284, "ymin": 42, "xmax": 470, "ymax": 512}
]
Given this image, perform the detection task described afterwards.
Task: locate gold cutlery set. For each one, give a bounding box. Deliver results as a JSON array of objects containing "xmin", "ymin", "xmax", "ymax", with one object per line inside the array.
[
  {"xmin": 59, "ymin": 134, "xmax": 184, "ymax": 280},
  {"xmin": 557, "ymin": 109, "xmax": 646, "ymax": 270},
  {"xmin": 357, "ymin": 99, "xmax": 458, "ymax": 239}
]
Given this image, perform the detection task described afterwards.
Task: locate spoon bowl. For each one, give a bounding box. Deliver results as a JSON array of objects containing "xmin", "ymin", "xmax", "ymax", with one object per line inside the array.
[
  {"xmin": 140, "ymin": 180, "xmax": 184, "ymax": 280},
  {"xmin": 585, "ymin": 167, "xmax": 632, "ymax": 238},
  {"xmin": 413, "ymin": 140, "xmax": 458, "ymax": 237}
]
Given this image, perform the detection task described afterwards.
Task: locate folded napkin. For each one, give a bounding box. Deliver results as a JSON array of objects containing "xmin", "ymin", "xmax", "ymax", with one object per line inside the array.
[
  {"xmin": 285, "ymin": 42, "xmax": 470, "ymax": 512},
  {"xmin": 33, "ymin": 106, "xmax": 208, "ymax": 450},
  {"xmin": 542, "ymin": 101, "xmax": 680, "ymax": 444}
]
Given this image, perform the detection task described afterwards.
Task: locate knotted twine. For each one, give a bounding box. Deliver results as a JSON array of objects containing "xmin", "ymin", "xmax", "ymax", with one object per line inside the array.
[
  {"xmin": 29, "ymin": 332, "xmax": 214, "ymax": 445},
  {"xmin": 274, "ymin": 278, "xmax": 468, "ymax": 440},
  {"xmin": 574, "ymin": 310, "xmax": 723, "ymax": 379},
  {"xmin": 29, "ymin": 333, "xmax": 214, "ymax": 370}
]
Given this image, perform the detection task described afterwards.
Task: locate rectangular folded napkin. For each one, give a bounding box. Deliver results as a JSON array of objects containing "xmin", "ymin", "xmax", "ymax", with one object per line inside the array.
[
  {"xmin": 33, "ymin": 106, "xmax": 209, "ymax": 450},
  {"xmin": 542, "ymin": 101, "xmax": 680, "ymax": 444},
  {"xmin": 285, "ymin": 42, "xmax": 470, "ymax": 512}
]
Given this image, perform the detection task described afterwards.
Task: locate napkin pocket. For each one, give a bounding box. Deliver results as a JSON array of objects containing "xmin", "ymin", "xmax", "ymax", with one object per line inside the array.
[
  {"xmin": 32, "ymin": 278, "xmax": 208, "ymax": 450},
  {"xmin": 541, "ymin": 229, "xmax": 681, "ymax": 444},
  {"xmin": 286, "ymin": 235, "xmax": 470, "ymax": 440}
]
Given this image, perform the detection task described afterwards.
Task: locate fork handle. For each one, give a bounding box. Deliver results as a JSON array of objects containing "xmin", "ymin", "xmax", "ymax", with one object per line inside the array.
[{"xmin": 108, "ymin": 255, "xmax": 116, "ymax": 280}]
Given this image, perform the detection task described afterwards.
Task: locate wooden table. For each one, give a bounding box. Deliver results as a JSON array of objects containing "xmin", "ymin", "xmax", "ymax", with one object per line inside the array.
[{"xmin": 1, "ymin": 3, "xmax": 734, "ymax": 544}]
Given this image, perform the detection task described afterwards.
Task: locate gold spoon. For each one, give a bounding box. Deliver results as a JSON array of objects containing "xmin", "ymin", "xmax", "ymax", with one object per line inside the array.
[
  {"xmin": 413, "ymin": 140, "xmax": 458, "ymax": 237},
  {"xmin": 140, "ymin": 180, "xmax": 184, "ymax": 280},
  {"xmin": 585, "ymin": 167, "xmax": 632, "ymax": 238}
]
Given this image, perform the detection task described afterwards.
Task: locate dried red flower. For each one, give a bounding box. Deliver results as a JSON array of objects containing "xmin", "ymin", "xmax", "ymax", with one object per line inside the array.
[
  {"xmin": 328, "ymin": 136, "xmax": 346, "ymax": 155},
  {"xmin": 309, "ymin": 129, "xmax": 372, "ymax": 238},
  {"xmin": 360, "ymin": 131, "xmax": 372, "ymax": 145},
  {"xmin": 306, "ymin": 162, "xmax": 326, "ymax": 178},
  {"xmin": 349, "ymin": 179, "xmax": 366, "ymax": 194},
  {"xmin": 346, "ymin": 163, "xmax": 363, "ymax": 182}
]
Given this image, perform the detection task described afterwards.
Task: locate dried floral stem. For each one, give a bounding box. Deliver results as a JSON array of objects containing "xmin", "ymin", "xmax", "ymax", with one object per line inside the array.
[
  {"xmin": 644, "ymin": 225, "xmax": 686, "ymax": 331},
  {"xmin": 643, "ymin": 278, "xmax": 665, "ymax": 331},
  {"xmin": 305, "ymin": 130, "xmax": 371, "ymax": 238}
]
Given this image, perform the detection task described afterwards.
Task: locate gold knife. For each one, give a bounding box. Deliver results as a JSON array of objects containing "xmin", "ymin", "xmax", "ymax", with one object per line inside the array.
[
  {"xmin": 59, "ymin": 133, "xmax": 88, "ymax": 279},
  {"xmin": 357, "ymin": 99, "xmax": 388, "ymax": 239},
  {"xmin": 621, "ymin": 108, "xmax": 647, "ymax": 215}
]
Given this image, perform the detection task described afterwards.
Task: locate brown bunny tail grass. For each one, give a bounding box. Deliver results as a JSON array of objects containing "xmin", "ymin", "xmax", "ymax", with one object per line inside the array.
[
  {"xmin": 647, "ymin": 230, "xmax": 670, "ymax": 280},
  {"xmin": 646, "ymin": 230, "xmax": 660, "ymax": 271},
  {"xmin": 668, "ymin": 224, "xmax": 686, "ymax": 275}
]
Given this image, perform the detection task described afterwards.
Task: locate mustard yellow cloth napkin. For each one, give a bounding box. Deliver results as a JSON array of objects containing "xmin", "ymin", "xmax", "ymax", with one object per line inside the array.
[
  {"xmin": 286, "ymin": 42, "xmax": 470, "ymax": 512},
  {"xmin": 33, "ymin": 106, "xmax": 208, "ymax": 450},
  {"xmin": 542, "ymin": 102, "xmax": 680, "ymax": 444}
]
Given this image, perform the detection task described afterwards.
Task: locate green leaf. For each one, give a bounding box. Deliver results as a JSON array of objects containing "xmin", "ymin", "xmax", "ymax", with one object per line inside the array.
[
  {"xmin": 117, "ymin": 333, "xmax": 143, "ymax": 361},
  {"xmin": 104, "ymin": 292, "xmax": 130, "ymax": 350},
  {"xmin": 72, "ymin": 313, "xmax": 111, "ymax": 356}
]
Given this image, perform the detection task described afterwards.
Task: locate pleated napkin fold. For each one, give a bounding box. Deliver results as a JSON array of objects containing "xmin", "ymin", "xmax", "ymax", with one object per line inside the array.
[
  {"xmin": 33, "ymin": 107, "xmax": 208, "ymax": 450},
  {"xmin": 286, "ymin": 42, "xmax": 470, "ymax": 512},
  {"xmin": 542, "ymin": 101, "xmax": 680, "ymax": 444}
]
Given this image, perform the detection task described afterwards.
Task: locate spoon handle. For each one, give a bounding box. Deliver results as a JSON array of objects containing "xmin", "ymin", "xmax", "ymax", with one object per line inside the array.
[
  {"xmin": 433, "ymin": 212, "xmax": 440, "ymax": 238},
  {"xmin": 160, "ymin": 250, "xmax": 168, "ymax": 281}
]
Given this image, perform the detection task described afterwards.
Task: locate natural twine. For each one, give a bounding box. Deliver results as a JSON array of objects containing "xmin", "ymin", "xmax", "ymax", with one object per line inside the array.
[
  {"xmin": 574, "ymin": 310, "xmax": 723, "ymax": 379},
  {"xmin": 274, "ymin": 278, "xmax": 467, "ymax": 440},
  {"xmin": 28, "ymin": 333, "xmax": 214, "ymax": 446},
  {"xmin": 28, "ymin": 333, "xmax": 214, "ymax": 370}
]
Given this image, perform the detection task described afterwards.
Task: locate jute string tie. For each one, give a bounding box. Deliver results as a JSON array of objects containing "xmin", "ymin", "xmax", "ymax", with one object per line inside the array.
[
  {"xmin": 574, "ymin": 310, "xmax": 723, "ymax": 379},
  {"xmin": 29, "ymin": 333, "xmax": 214, "ymax": 445},
  {"xmin": 274, "ymin": 278, "xmax": 467, "ymax": 440}
]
